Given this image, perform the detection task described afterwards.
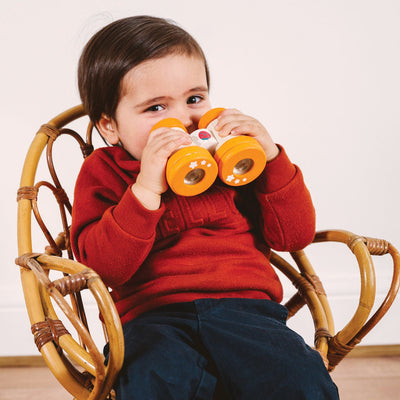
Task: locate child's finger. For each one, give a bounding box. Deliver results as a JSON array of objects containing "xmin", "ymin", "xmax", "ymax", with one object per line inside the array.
[
  {"xmin": 144, "ymin": 128, "xmax": 192, "ymax": 166},
  {"xmin": 148, "ymin": 127, "xmax": 191, "ymax": 151},
  {"xmin": 214, "ymin": 108, "xmax": 243, "ymax": 130},
  {"xmin": 215, "ymin": 115, "xmax": 257, "ymax": 138}
]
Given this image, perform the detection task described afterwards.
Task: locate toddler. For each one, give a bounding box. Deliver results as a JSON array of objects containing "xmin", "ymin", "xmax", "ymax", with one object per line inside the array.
[{"xmin": 71, "ymin": 15, "xmax": 339, "ymax": 400}]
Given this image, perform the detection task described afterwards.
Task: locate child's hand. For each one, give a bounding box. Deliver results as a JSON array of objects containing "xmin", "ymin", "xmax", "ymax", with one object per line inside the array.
[
  {"xmin": 132, "ymin": 127, "xmax": 191, "ymax": 209},
  {"xmin": 214, "ymin": 109, "xmax": 279, "ymax": 161}
]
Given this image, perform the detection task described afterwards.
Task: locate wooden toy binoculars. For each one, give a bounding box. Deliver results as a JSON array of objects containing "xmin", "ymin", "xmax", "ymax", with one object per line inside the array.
[{"xmin": 151, "ymin": 108, "xmax": 267, "ymax": 196}]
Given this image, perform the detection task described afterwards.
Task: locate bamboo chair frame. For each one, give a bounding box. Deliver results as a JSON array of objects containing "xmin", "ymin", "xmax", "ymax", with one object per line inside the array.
[{"xmin": 16, "ymin": 105, "xmax": 400, "ymax": 399}]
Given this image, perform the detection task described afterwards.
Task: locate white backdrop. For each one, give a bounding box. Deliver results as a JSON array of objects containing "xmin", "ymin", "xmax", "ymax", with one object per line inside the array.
[{"xmin": 1, "ymin": 0, "xmax": 399, "ymax": 356}]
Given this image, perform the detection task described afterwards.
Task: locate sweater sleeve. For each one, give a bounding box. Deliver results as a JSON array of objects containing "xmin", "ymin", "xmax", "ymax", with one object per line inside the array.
[
  {"xmin": 70, "ymin": 151, "xmax": 165, "ymax": 287},
  {"xmin": 254, "ymin": 145, "xmax": 316, "ymax": 252}
]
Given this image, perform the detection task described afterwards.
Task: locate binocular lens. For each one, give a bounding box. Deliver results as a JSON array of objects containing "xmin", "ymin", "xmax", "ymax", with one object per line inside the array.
[
  {"xmin": 184, "ymin": 168, "xmax": 206, "ymax": 185},
  {"xmin": 233, "ymin": 158, "xmax": 254, "ymax": 175}
]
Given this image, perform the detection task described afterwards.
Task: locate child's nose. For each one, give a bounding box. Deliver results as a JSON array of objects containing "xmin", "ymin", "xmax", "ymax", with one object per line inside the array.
[{"xmin": 175, "ymin": 112, "xmax": 197, "ymax": 133}]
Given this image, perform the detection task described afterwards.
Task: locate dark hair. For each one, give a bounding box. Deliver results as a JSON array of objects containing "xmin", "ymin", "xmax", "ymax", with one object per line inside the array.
[{"xmin": 78, "ymin": 15, "xmax": 210, "ymax": 124}]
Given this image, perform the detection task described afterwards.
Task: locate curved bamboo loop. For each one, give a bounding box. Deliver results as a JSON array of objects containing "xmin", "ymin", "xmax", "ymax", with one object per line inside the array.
[
  {"xmin": 18, "ymin": 105, "xmax": 86, "ymax": 257},
  {"xmin": 272, "ymin": 229, "xmax": 399, "ymax": 371},
  {"xmin": 313, "ymin": 230, "xmax": 376, "ymax": 344},
  {"xmin": 17, "ymin": 253, "xmax": 123, "ymax": 399},
  {"xmin": 290, "ymin": 250, "xmax": 335, "ymax": 336},
  {"xmin": 17, "ymin": 105, "xmax": 123, "ymax": 400},
  {"xmin": 22, "ymin": 256, "xmax": 106, "ymax": 399},
  {"xmin": 336, "ymin": 238, "xmax": 376, "ymax": 344},
  {"xmin": 313, "ymin": 230, "xmax": 400, "ymax": 370},
  {"xmin": 349, "ymin": 242, "xmax": 400, "ymax": 343},
  {"xmin": 42, "ymin": 342, "xmax": 92, "ymax": 399},
  {"xmin": 37, "ymin": 254, "xmax": 124, "ymax": 377},
  {"xmin": 269, "ymin": 251, "xmax": 330, "ymax": 358},
  {"xmin": 19, "ymin": 265, "xmax": 91, "ymax": 399},
  {"xmin": 48, "ymin": 104, "xmax": 86, "ymax": 127}
]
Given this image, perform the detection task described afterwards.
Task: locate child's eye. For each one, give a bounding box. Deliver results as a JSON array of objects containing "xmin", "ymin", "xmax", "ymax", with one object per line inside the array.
[
  {"xmin": 187, "ymin": 95, "xmax": 203, "ymax": 104},
  {"xmin": 145, "ymin": 104, "xmax": 164, "ymax": 112}
]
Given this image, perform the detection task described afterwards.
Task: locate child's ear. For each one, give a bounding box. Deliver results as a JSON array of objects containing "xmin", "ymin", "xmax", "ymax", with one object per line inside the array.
[{"xmin": 97, "ymin": 114, "xmax": 120, "ymax": 145}]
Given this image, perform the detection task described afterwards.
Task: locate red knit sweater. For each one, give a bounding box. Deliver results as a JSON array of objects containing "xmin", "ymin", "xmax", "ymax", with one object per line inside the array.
[{"xmin": 71, "ymin": 145, "xmax": 315, "ymax": 324}]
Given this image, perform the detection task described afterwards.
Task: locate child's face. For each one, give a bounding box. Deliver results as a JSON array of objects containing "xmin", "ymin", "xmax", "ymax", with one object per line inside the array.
[{"xmin": 98, "ymin": 54, "xmax": 211, "ymax": 160}]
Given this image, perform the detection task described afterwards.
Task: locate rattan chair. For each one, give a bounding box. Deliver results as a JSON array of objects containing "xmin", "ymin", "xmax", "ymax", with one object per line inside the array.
[{"xmin": 16, "ymin": 105, "xmax": 400, "ymax": 400}]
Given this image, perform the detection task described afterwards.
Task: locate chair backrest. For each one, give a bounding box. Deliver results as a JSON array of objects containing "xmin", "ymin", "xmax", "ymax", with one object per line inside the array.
[
  {"xmin": 16, "ymin": 105, "xmax": 400, "ymax": 400},
  {"xmin": 16, "ymin": 105, "xmax": 124, "ymax": 400}
]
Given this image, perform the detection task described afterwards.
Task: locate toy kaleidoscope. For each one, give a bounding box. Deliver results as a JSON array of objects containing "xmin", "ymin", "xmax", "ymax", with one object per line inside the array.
[{"xmin": 151, "ymin": 108, "xmax": 267, "ymax": 196}]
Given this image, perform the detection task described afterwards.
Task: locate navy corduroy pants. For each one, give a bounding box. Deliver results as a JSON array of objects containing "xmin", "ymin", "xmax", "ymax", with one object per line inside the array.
[{"xmin": 108, "ymin": 298, "xmax": 339, "ymax": 400}]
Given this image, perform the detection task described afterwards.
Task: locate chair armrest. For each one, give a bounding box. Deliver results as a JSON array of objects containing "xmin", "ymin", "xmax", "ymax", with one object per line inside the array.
[
  {"xmin": 313, "ymin": 230, "xmax": 400, "ymax": 370},
  {"xmin": 16, "ymin": 252, "xmax": 124, "ymax": 400}
]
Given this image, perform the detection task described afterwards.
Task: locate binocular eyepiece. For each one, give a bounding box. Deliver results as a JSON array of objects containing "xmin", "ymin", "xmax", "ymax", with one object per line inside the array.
[{"xmin": 151, "ymin": 108, "xmax": 267, "ymax": 196}]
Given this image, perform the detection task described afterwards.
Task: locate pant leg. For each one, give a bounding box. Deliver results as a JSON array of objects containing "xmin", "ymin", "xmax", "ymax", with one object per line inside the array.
[
  {"xmin": 113, "ymin": 307, "xmax": 217, "ymax": 400},
  {"xmin": 195, "ymin": 298, "xmax": 339, "ymax": 400}
]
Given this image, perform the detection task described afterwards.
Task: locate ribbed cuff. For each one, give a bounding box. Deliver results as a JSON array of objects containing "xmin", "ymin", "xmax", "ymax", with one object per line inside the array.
[{"xmin": 256, "ymin": 145, "xmax": 297, "ymax": 193}]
